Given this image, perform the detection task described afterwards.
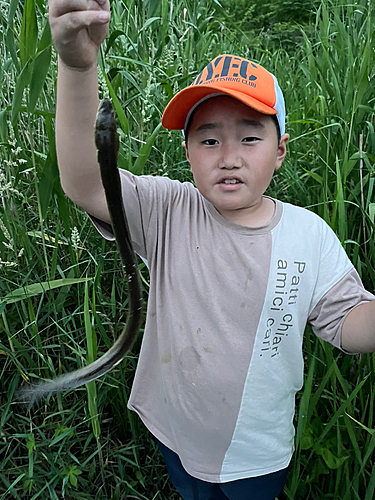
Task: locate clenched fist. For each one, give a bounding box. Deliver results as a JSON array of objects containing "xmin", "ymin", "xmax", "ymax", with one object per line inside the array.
[{"xmin": 48, "ymin": 0, "xmax": 110, "ymax": 70}]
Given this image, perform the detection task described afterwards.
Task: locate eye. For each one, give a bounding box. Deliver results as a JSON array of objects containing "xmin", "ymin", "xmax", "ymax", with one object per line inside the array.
[
  {"xmin": 202, "ymin": 139, "xmax": 219, "ymax": 146},
  {"xmin": 242, "ymin": 136, "xmax": 259, "ymax": 143}
]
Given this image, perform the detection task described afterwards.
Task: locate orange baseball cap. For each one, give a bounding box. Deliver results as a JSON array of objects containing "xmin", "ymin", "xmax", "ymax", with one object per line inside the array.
[{"xmin": 161, "ymin": 54, "xmax": 285, "ymax": 135}]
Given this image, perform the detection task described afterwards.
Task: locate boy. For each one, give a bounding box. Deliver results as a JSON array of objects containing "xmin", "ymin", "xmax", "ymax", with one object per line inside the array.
[{"xmin": 49, "ymin": 1, "xmax": 375, "ymax": 499}]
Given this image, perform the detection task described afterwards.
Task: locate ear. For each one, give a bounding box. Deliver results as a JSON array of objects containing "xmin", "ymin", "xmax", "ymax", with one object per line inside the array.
[{"xmin": 275, "ymin": 133, "xmax": 289, "ymax": 171}]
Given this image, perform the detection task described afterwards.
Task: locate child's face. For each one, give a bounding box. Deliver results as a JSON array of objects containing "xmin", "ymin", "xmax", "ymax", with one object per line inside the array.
[{"xmin": 184, "ymin": 95, "xmax": 289, "ymax": 225}]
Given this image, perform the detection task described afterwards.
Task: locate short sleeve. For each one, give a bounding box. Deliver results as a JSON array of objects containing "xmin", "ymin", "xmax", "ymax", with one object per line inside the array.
[
  {"xmin": 88, "ymin": 170, "xmax": 190, "ymax": 260},
  {"xmin": 301, "ymin": 215, "xmax": 375, "ymax": 351},
  {"xmin": 308, "ymin": 268, "xmax": 375, "ymax": 351}
]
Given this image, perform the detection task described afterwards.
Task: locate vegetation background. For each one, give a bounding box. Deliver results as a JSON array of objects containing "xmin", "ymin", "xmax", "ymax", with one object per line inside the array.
[{"xmin": 0, "ymin": 0, "xmax": 374, "ymax": 498}]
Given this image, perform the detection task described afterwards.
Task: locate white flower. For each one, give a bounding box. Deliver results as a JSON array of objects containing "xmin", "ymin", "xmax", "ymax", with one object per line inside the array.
[{"xmin": 71, "ymin": 226, "xmax": 81, "ymax": 249}]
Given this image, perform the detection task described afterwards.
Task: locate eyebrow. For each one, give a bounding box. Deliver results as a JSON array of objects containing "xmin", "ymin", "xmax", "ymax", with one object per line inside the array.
[
  {"xmin": 241, "ymin": 119, "xmax": 266, "ymax": 129},
  {"xmin": 195, "ymin": 122, "xmax": 222, "ymax": 133},
  {"xmin": 194, "ymin": 119, "xmax": 266, "ymax": 134}
]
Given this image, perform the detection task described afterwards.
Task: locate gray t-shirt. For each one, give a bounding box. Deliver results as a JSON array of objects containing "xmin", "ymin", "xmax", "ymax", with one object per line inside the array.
[{"xmin": 90, "ymin": 170, "xmax": 374, "ymax": 482}]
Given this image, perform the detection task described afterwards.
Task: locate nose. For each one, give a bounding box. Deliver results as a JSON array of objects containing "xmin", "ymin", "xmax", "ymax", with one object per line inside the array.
[{"xmin": 218, "ymin": 142, "xmax": 242, "ymax": 169}]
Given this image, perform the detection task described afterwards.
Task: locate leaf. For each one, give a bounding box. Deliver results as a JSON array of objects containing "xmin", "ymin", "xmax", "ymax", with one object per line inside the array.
[
  {"xmin": 28, "ymin": 45, "xmax": 51, "ymax": 112},
  {"xmin": 27, "ymin": 231, "xmax": 68, "ymax": 246},
  {"xmin": 0, "ymin": 109, "xmax": 8, "ymax": 142},
  {"xmin": 84, "ymin": 281, "xmax": 97, "ymax": 364},
  {"xmin": 300, "ymin": 435, "xmax": 314, "ymax": 450},
  {"xmin": 8, "ymin": 0, "xmax": 20, "ymax": 25},
  {"xmin": 28, "ymin": 21, "xmax": 52, "ymax": 112},
  {"xmin": 84, "ymin": 281, "xmax": 100, "ymax": 439},
  {"xmin": 119, "ymin": 69, "xmax": 144, "ymax": 95},
  {"xmin": 302, "ymin": 168, "xmax": 323, "ymax": 184},
  {"xmin": 50, "ymin": 427, "xmax": 75, "ymax": 446},
  {"xmin": 139, "ymin": 16, "xmax": 161, "ymax": 32},
  {"xmin": 345, "ymin": 412, "xmax": 375, "ymax": 435},
  {"xmin": 26, "ymin": 434, "xmax": 36, "ymax": 455},
  {"xmin": 316, "ymin": 446, "xmax": 348, "ymax": 470},
  {"xmin": 62, "ymin": 466, "xmax": 82, "ymax": 488},
  {"xmin": 331, "ymin": 154, "xmax": 346, "ymax": 242},
  {"xmin": 0, "ymin": 472, "xmax": 25, "ymax": 499},
  {"xmin": 6, "ymin": 28, "xmax": 20, "ymax": 72},
  {"xmin": 105, "ymin": 73, "xmax": 129, "ymax": 135},
  {"xmin": 34, "ymin": 0, "xmax": 46, "ymax": 15},
  {"xmin": 132, "ymin": 123, "xmax": 163, "ymax": 175},
  {"xmin": 369, "ymin": 203, "xmax": 375, "ymax": 224},
  {"xmin": 53, "ymin": 425, "xmax": 74, "ymax": 439},
  {"xmin": 23, "ymin": 477, "xmax": 34, "ymax": 494},
  {"xmin": 0, "ymin": 278, "xmax": 91, "ymax": 306},
  {"xmin": 19, "ymin": 0, "xmax": 38, "ymax": 67},
  {"xmin": 105, "ymin": 29, "xmax": 126, "ymax": 55},
  {"xmin": 36, "ymin": 114, "xmax": 61, "ymax": 219},
  {"xmin": 37, "ymin": 149, "xmax": 59, "ymax": 220},
  {"xmin": 11, "ymin": 61, "xmax": 31, "ymax": 125}
]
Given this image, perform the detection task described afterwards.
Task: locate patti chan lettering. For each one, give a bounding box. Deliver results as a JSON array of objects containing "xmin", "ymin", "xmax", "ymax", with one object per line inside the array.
[
  {"xmin": 271, "ymin": 260, "xmax": 306, "ymax": 311},
  {"xmin": 260, "ymin": 260, "xmax": 306, "ymax": 358}
]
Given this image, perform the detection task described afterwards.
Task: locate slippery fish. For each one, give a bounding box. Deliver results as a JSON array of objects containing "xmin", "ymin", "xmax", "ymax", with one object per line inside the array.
[{"xmin": 18, "ymin": 99, "xmax": 143, "ymax": 406}]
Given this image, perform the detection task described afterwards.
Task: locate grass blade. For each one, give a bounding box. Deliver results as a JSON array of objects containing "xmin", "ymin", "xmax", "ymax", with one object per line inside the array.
[{"xmin": 1, "ymin": 278, "xmax": 90, "ymax": 306}]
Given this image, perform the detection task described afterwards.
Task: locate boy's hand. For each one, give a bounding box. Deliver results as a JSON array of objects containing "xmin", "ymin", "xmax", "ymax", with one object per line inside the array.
[{"xmin": 48, "ymin": 0, "xmax": 110, "ymax": 71}]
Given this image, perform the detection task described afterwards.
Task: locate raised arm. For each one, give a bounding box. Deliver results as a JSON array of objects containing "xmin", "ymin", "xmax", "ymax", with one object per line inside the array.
[{"xmin": 49, "ymin": 0, "xmax": 112, "ymax": 223}]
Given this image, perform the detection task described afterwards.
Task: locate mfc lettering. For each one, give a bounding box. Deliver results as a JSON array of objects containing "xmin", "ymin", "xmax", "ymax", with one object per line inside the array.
[{"xmin": 194, "ymin": 56, "xmax": 258, "ymax": 85}]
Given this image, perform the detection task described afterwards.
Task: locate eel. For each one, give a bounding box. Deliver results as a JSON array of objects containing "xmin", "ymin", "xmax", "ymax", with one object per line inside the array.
[{"xmin": 18, "ymin": 99, "xmax": 143, "ymax": 406}]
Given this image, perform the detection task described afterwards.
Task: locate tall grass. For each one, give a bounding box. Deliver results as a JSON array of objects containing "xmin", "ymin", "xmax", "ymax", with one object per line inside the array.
[{"xmin": 0, "ymin": 0, "xmax": 374, "ymax": 498}]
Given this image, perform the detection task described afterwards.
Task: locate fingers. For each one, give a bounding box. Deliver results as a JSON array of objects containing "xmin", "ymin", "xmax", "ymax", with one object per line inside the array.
[
  {"xmin": 49, "ymin": 0, "xmax": 110, "ymax": 27},
  {"xmin": 49, "ymin": 0, "xmax": 109, "ymax": 18},
  {"xmin": 53, "ymin": 9, "xmax": 109, "ymax": 35}
]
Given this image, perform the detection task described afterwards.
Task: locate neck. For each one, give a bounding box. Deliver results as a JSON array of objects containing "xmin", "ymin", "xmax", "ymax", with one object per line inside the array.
[{"xmin": 216, "ymin": 197, "xmax": 276, "ymax": 228}]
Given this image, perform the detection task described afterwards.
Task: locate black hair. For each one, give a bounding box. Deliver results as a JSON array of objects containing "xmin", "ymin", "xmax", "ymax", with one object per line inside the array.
[
  {"xmin": 270, "ymin": 114, "xmax": 281, "ymax": 144},
  {"xmin": 184, "ymin": 108, "xmax": 282, "ymax": 146},
  {"xmin": 184, "ymin": 108, "xmax": 197, "ymax": 146}
]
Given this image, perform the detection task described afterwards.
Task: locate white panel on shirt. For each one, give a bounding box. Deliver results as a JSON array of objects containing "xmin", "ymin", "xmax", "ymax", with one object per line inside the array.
[{"xmin": 220, "ymin": 203, "xmax": 353, "ymax": 481}]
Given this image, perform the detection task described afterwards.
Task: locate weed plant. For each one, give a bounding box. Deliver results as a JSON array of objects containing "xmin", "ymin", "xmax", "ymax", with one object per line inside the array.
[{"xmin": 0, "ymin": 0, "xmax": 374, "ymax": 498}]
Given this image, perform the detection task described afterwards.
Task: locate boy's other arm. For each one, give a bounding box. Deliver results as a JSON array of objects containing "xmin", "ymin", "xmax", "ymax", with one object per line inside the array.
[
  {"xmin": 341, "ymin": 300, "xmax": 375, "ymax": 353},
  {"xmin": 49, "ymin": 0, "xmax": 112, "ymax": 224}
]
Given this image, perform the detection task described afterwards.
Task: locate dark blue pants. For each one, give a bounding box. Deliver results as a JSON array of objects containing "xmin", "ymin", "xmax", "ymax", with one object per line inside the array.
[{"xmin": 157, "ymin": 440, "xmax": 289, "ymax": 500}]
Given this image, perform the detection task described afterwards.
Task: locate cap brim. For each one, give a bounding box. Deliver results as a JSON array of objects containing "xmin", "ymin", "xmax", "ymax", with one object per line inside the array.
[{"xmin": 161, "ymin": 85, "xmax": 277, "ymax": 130}]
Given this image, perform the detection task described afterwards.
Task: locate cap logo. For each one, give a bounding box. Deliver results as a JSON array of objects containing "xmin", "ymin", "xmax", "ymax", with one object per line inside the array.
[{"xmin": 193, "ymin": 55, "xmax": 258, "ymax": 88}]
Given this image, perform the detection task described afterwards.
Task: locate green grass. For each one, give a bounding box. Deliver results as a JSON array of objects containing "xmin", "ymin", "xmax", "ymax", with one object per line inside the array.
[{"xmin": 0, "ymin": 0, "xmax": 375, "ymax": 498}]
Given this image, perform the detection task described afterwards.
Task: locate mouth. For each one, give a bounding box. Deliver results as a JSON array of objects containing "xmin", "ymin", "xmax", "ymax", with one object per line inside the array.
[{"xmin": 218, "ymin": 177, "xmax": 243, "ymax": 185}]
